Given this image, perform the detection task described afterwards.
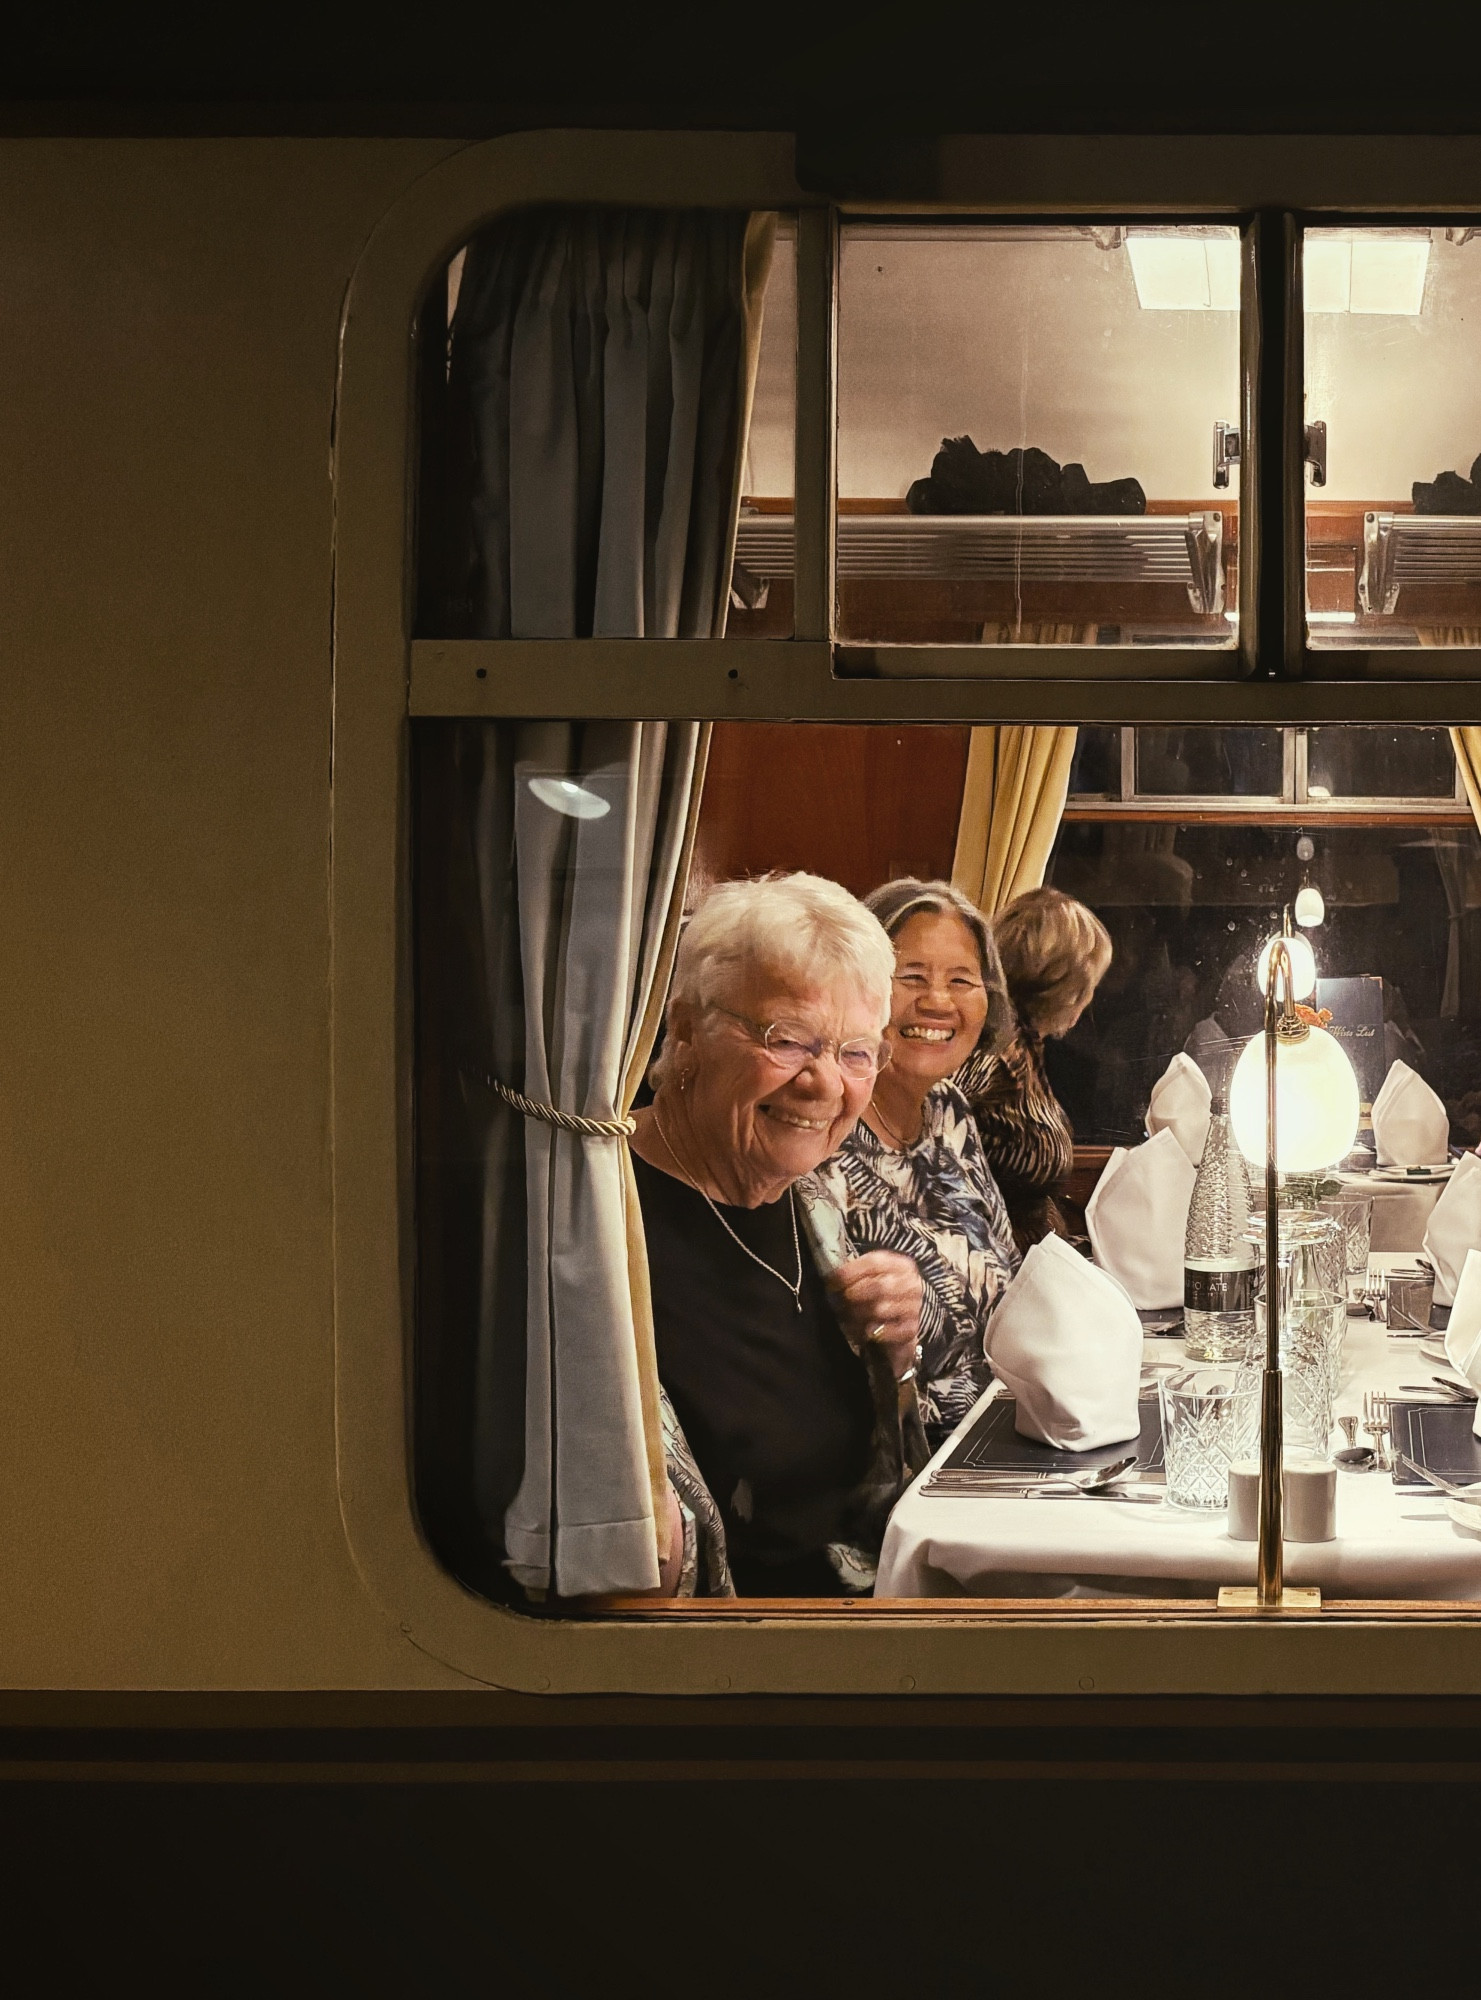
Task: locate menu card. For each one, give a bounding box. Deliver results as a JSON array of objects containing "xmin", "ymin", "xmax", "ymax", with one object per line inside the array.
[{"xmin": 1390, "ymin": 1400, "xmax": 1481, "ymax": 1487}]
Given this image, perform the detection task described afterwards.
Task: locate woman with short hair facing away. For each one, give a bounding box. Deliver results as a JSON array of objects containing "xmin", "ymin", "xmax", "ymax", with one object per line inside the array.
[
  {"xmin": 630, "ymin": 872, "xmax": 927, "ymax": 1598},
  {"xmin": 806, "ymin": 878, "xmax": 1021, "ymax": 1448},
  {"xmin": 957, "ymin": 885, "xmax": 1112, "ymax": 1250}
]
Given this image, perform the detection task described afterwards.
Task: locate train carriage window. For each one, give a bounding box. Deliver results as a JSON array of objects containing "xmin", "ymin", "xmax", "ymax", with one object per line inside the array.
[{"xmin": 331, "ymin": 137, "xmax": 1481, "ymax": 1695}]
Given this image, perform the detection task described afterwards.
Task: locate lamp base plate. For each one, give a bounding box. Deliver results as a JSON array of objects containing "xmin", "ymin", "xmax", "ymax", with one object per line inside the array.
[{"xmin": 1217, "ymin": 1585, "xmax": 1322, "ymax": 1613}]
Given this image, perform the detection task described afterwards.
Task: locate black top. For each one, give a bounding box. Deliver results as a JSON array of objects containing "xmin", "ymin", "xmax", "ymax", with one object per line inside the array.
[{"xmin": 632, "ymin": 1151, "xmax": 875, "ymax": 1595}]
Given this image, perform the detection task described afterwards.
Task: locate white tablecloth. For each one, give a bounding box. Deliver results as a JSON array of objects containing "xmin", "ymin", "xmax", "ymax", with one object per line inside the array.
[{"xmin": 877, "ymin": 1257, "xmax": 1481, "ymax": 1601}]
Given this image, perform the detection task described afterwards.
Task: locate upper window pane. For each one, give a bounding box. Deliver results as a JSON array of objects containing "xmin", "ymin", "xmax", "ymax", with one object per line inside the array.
[
  {"xmin": 1304, "ymin": 226, "xmax": 1481, "ymax": 651},
  {"xmin": 834, "ymin": 223, "xmax": 1241, "ymax": 651},
  {"xmin": 1306, "ymin": 726, "xmax": 1457, "ymax": 799},
  {"xmin": 1135, "ymin": 726, "xmax": 1284, "ymax": 797}
]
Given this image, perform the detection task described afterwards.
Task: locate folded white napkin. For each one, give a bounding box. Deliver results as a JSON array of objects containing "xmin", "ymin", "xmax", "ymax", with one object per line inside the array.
[
  {"xmin": 1425, "ymin": 1152, "xmax": 1481, "ymax": 1307},
  {"xmin": 1145, "ymin": 1051, "xmax": 1213, "ymax": 1166},
  {"xmin": 1445, "ymin": 1247, "xmax": 1481, "ymax": 1385},
  {"xmin": 1372, "ymin": 1059, "xmax": 1450, "ymax": 1168},
  {"xmin": 1085, "ymin": 1129, "xmax": 1197, "ymax": 1309},
  {"xmin": 985, "ymin": 1234, "xmax": 1143, "ymax": 1451}
]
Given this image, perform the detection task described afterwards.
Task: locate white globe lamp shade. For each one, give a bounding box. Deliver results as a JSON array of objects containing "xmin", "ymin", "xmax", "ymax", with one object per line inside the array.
[
  {"xmin": 1255, "ymin": 931, "xmax": 1317, "ymax": 1000},
  {"xmin": 1229, "ymin": 1026, "xmax": 1361, "ymax": 1172},
  {"xmin": 1293, "ymin": 884, "xmax": 1326, "ymax": 928}
]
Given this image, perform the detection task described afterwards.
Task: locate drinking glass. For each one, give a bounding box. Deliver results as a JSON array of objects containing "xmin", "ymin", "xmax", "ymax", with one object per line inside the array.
[
  {"xmin": 1159, "ymin": 1367, "xmax": 1260, "ymax": 1511},
  {"xmin": 1275, "ymin": 1287, "xmax": 1342, "ymax": 1454},
  {"xmin": 1318, "ymin": 1186, "xmax": 1374, "ymax": 1283},
  {"xmin": 1245, "ymin": 1213, "xmax": 1343, "ymax": 1457},
  {"xmin": 1248, "ymin": 1211, "xmax": 1346, "ymax": 1394}
]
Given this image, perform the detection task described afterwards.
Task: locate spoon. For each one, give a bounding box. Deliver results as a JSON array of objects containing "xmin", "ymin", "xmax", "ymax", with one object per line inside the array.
[
  {"xmin": 1335, "ymin": 1446, "xmax": 1377, "ymax": 1471},
  {"xmin": 1397, "ymin": 1453, "xmax": 1481, "ymax": 1500},
  {"xmin": 1041, "ymin": 1454, "xmax": 1140, "ymax": 1495}
]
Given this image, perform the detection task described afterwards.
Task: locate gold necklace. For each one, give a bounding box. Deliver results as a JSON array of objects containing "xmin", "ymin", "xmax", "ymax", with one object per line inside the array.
[
  {"xmin": 651, "ymin": 1107, "xmax": 804, "ymax": 1312},
  {"xmin": 868, "ymin": 1096, "xmax": 923, "ymax": 1151}
]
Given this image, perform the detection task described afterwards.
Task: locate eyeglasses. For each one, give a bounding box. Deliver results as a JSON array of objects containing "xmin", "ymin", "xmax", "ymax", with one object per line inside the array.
[{"xmin": 713, "ymin": 1007, "xmax": 891, "ymax": 1079}]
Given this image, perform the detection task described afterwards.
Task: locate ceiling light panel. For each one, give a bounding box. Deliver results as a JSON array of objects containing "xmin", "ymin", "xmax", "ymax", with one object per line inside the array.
[
  {"xmin": 1303, "ymin": 231, "xmax": 1431, "ymax": 315},
  {"xmin": 1127, "ymin": 232, "xmax": 1240, "ymax": 311}
]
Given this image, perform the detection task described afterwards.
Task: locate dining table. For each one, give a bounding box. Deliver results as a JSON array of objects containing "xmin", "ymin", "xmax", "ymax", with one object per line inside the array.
[{"xmin": 877, "ymin": 1251, "xmax": 1481, "ymax": 1601}]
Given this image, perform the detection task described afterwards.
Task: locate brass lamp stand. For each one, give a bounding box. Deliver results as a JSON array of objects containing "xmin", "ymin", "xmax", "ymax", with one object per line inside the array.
[{"xmin": 1218, "ymin": 938, "xmax": 1322, "ymax": 1614}]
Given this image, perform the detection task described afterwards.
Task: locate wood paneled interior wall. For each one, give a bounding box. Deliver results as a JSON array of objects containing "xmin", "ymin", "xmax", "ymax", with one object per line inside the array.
[{"xmin": 693, "ymin": 723, "xmax": 972, "ymax": 899}]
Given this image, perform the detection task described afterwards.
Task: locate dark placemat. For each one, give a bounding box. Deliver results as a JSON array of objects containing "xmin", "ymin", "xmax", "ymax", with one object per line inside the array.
[
  {"xmin": 1391, "ymin": 1399, "xmax": 1481, "ymax": 1487},
  {"xmin": 1139, "ymin": 1307, "xmax": 1184, "ymax": 1338},
  {"xmin": 941, "ymin": 1393, "xmax": 1164, "ymax": 1476}
]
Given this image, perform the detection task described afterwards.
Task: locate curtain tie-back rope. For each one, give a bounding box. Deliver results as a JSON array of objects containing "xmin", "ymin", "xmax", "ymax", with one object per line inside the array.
[{"xmin": 486, "ymin": 1073, "xmax": 637, "ymax": 1139}]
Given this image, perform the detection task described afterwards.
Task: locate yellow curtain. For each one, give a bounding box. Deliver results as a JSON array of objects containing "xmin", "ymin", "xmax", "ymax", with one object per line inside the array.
[
  {"xmin": 618, "ymin": 726, "xmax": 713, "ymax": 1566},
  {"xmin": 951, "ymin": 725, "xmax": 1079, "ymax": 916},
  {"xmin": 1454, "ymin": 726, "xmax": 1481, "ymax": 832}
]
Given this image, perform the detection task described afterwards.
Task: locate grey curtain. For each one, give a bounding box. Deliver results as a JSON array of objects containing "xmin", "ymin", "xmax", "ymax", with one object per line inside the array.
[
  {"xmin": 415, "ymin": 207, "xmax": 770, "ymax": 1599},
  {"xmin": 447, "ymin": 206, "xmax": 769, "ymax": 640}
]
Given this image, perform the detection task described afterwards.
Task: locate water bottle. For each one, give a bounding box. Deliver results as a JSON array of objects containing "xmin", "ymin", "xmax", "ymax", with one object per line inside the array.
[{"xmin": 1183, "ymin": 1095, "xmax": 1259, "ymax": 1362}]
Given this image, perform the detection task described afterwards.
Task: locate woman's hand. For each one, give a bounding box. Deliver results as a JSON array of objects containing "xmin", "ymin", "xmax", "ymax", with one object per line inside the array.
[
  {"xmin": 658, "ymin": 1480, "xmax": 685, "ymax": 1596},
  {"xmin": 829, "ymin": 1251, "xmax": 923, "ymax": 1379}
]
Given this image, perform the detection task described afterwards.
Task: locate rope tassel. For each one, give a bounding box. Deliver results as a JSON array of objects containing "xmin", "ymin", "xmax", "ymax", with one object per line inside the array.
[{"xmin": 487, "ymin": 1074, "xmax": 637, "ymax": 1140}]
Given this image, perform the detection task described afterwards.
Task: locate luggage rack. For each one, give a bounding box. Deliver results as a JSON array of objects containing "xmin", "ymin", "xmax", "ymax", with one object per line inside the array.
[
  {"xmin": 734, "ymin": 511, "xmax": 1226, "ymax": 615},
  {"xmin": 1360, "ymin": 512, "xmax": 1481, "ymax": 615}
]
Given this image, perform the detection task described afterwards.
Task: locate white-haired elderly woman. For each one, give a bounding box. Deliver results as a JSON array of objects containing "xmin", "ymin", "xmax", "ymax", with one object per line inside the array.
[
  {"xmin": 807, "ymin": 878, "xmax": 1021, "ymax": 1450},
  {"xmin": 631, "ymin": 872, "xmax": 928, "ymax": 1599}
]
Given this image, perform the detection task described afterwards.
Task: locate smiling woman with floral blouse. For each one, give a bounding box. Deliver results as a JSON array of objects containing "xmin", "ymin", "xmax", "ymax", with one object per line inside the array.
[{"xmin": 804, "ymin": 878, "xmax": 1021, "ymax": 1449}]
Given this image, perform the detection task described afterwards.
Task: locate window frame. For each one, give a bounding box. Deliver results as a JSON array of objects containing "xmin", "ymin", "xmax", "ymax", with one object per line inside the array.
[
  {"xmin": 1066, "ymin": 726, "xmax": 1470, "ymax": 815},
  {"xmin": 333, "ymin": 128, "xmax": 1481, "ymax": 1701}
]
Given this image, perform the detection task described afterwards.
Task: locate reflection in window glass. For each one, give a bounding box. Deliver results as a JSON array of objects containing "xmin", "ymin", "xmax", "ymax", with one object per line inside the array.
[
  {"xmin": 1306, "ymin": 726, "xmax": 1457, "ymax": 799},
  {"xmin": 1305, "ymin": 227, "xmax": 1481, "ymax": 650},
  {"xmin": 834, "ymin": 224, "xmax": 1240, "ymax": 650},
  {"xmin": 1135, "ymin": 727, "xmax": 1283, "ymax": 797},
  {"xmin": 1067, "ymin": 725, "xmax": 1122, "ymax": 797},
  {"xmin": 1048, "ymin": 820, "xmax": 1481, "ymax": 1146}
]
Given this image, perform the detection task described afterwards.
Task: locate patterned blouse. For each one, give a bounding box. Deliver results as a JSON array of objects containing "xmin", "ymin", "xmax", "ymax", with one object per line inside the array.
[
  {"xmin": 803, "ymin": 1082, "xmax": 1020, "ymax": 1446},
  {"xmin": 956, "ymin": 1019, "xmax": 1076, "ymax": 1249}
]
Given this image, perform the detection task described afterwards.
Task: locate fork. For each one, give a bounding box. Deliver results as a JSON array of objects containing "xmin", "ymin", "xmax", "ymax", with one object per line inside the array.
[{"xmin": 1363, "ymin": 1389, "xmax": 1393, "ymax": 1471}]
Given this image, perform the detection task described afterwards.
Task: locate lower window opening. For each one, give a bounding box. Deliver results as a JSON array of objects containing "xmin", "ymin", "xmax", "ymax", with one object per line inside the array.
[{"xmin": 412, "ymin": 720, "xmax": 1481, "ymax": 1621}]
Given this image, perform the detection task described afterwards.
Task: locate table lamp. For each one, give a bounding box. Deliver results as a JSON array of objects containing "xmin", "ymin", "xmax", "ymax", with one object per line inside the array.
[{"xmin": 1223, "ymin": 934, "xmax": 1360, "ymax": 1612}]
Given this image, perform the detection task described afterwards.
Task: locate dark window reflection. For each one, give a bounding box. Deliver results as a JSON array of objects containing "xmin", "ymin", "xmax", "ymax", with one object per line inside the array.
[
  {"xmin": 1047, "ymin": 820, "xmax": 1481, "ymax": 1147},
  {"xmin": 1135, "ymin": 726, "xmax": 1284, "ymax": 797},
  {"xmin": 1067, "ymin": 725, "xmax": 1122, "ymax": 796},
  {"xmin": 1307, "ymin": 726, "xmax": 1456, "ymax": 800}
]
